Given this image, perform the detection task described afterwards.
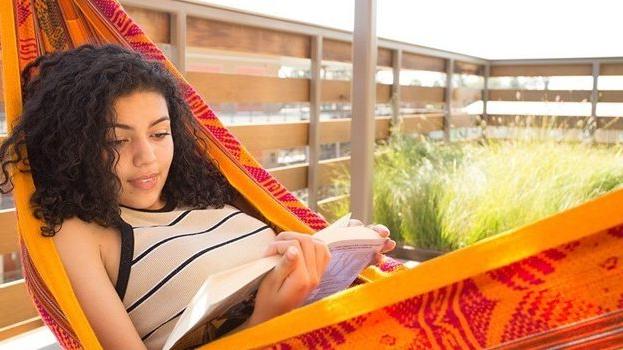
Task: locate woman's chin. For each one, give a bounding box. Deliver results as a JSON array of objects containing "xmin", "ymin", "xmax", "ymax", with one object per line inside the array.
[{"xmin": 119, "ymin": 195, "xmax": 165, "ymax": 210}]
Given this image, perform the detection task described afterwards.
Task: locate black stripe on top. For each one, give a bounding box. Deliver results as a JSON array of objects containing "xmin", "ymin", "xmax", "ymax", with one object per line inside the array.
[
  {"xmin": 126, "ymin": 225, "xmax": 271, "ymax": 313},
  {"xmin": 131, "ymin": 210, "xmax": 244, "ymax": 266},
  {"xmin": 141, "ymin": 308, "xmax": 185, "ymax": 341},
  {"xmin": 132, "ymin": 210, "xmax": 193, "ymax": 229},
  {"xmin": 114, "ymin": 220, "xmax": 135, "ymax": 300}
]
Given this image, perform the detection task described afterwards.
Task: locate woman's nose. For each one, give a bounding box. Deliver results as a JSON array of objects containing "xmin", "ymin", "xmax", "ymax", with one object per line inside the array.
[{"xmin": 133, "ymin": 137, "xmax": 157, "ymax": 167}]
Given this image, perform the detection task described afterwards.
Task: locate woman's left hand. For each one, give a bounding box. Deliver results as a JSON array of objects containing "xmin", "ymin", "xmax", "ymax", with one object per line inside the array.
[{"xmin": 347, "ymin": 219, "xmax": 396, "ymax": 264}]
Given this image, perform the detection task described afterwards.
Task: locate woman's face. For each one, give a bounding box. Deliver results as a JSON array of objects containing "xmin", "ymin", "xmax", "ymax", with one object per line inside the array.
[{"xmin": 110, "ymin": 90, "xmax": 174, "ymax": 210}]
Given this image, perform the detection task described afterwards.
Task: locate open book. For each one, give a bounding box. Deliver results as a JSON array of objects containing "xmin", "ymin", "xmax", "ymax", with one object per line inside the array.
[{"xmin": 163, "ymin": 213, "xmax": 388, "ymax": 350}]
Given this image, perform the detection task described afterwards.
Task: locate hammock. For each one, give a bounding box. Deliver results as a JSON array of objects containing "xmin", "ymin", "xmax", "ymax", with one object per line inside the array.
[{"xmin": 1, "ymin": 1, "xmax": 622, "ymax": 349}]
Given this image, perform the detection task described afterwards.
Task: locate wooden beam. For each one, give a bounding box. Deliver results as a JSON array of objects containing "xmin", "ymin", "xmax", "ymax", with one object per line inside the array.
[
  {"xmin": 0, "ymin": 317, "xmax": 43, "ymax": 341},
  {"xmin": 402, "ymin": 52, "xmax": 446, "ymax": 72},
  {"xmin": 490, "ymin": 64, "xmax": 593, "ymax": 77},
  {"xmin": 453, "ymin": 87, "xmax": 482, "ymax": 106},
  {"xmin": 401, "ymin": 86, "xmax": 445, "ymax": 103},
  {"xmin": 321, "ymin": 39, "xmax": 393, "ymax": 67},
  {"xmin": 488, "ymin": 89, "xmax": 592, "ymax": 102},
  {"xmin": 0, "ymin": 208, "xmax": 17, "ymax": 255},
  {"xmin": 400, "ymin": 113, "xmax": 445, "ymax": 134},
  {"xmin": 123, "ymin": 5, "xmax": 171, "ymax": 44},
  {"xmin": 599, "ymin": 91, "xmax": 623, "ymax": 103},
  {"xmin": 454, "ymin": 61, "xmax": 484, "ymax": 75},
  {"xmin": 268, "ymin": 157, "xmax": 350, "ymax": 192},
  {"xmin": 186, "ymin": 72, "xmax": 309, "ymax": 103},
  {"xmin": 320, "ymin": 80, "xmax": 391, "ymax": 103},
  {"xmin": 484, "ymin": 115, "xmax": 591, "ymax": 128},
  {"xmin": 600, "ymin": 63, "xmax": 623, "ymax": 75},
  {"xmin": 0, "ymin": 280, "xmax": 38, "ymax": 330},
  {"xmin": 187, "ymin": 17, "xmax": 311, "ymax": 58},
  {"xmin": 227, "ymin": 115, "xmax": 440, "ymax": 157}
]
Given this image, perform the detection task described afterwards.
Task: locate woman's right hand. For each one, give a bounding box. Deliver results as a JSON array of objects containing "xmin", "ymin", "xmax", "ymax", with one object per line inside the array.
[{"xmin": 245, "ymin": 232, "xmax": 331, "ymax": 328}]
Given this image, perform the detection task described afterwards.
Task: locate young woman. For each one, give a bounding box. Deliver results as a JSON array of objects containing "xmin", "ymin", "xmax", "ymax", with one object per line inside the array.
[{"xmin": 0, "ymin": 44, "xmax": 395, "ymax": 349}]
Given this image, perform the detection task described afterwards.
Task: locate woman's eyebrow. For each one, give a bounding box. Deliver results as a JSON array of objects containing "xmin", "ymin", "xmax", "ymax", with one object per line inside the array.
[{"xmin": 114, "ymin": 116, "xmax": 170, "ymax": 130}]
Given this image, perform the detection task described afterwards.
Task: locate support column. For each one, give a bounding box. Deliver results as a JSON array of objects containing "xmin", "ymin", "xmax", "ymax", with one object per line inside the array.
[
  {"xmin": 391, "ymin": 49, "xmax": 402, "ymax": 133},
  {"xmin": 350, "ymin": 0, "xmax": 377, "ymax": 223},
  {"xmin": 590, "ymin": 61, "xmax": 600, "ymax": 140},
  {"xmin": 308, "ymin": 36, "xmax": 322, "ymax": 211},
  {"xmin": 171, "ymin": 10, "xmax": 187, "ymax": 74},
  {"xmin": 444, "ymin": 59, "xmax": 454, "ymax": 142}
]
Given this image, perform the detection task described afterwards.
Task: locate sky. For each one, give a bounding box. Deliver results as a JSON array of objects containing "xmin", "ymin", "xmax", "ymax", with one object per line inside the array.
[{"xmin": 196, "ymin": 0, "xmax": 623, "ymax": 60}]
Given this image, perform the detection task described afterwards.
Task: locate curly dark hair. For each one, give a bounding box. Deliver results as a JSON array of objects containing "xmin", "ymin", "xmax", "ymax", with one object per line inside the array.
[{"xmin": 0, "ymin": 44, "xmax": 236, "ymax": 236}]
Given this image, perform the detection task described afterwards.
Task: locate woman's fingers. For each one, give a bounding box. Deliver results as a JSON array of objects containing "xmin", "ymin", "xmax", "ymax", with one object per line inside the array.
[
  {"xmin": 368, "ymin": 224, "xmax": 391, "ymax": 238},
  {"xmin": 381, "ymin": 238, "xmax": 397, "ymax": 253},
  {"xmin": 366, "ymin": 224, "xmax": 396, "ymax": 253},
  {"xmin": 275, "ymin": 232, "xmax": 320, "ymax": 284},
  {"xmin": 264, "ymin": 239, "xmax": 302, "ymax": 257},
  {"xmin": 313, "ymin": 238, "xmax": 332, "ymax": 277}
]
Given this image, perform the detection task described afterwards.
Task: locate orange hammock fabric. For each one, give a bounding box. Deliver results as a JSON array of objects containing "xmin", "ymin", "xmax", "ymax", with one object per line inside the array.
[{"xmin": 1, "ymin": 1, "xmax": 622, "ymax": 349}]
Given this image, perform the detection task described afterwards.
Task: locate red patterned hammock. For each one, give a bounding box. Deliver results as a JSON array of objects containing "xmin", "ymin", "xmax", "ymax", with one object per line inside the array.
[{"xmin": 1, "ymin": 1, "xmax": 622, "ymax": 349}]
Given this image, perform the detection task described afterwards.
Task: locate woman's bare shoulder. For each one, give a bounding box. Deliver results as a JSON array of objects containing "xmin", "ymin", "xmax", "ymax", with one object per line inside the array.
[
  {"xmin": 53, "ymin": 217, "xmax": 107, "ymax": 249},
  {"xmin": 53, "ymin": 217, "xmax": 122, "ymax": 281},
  {"xmin": 52, "ymin": 217, "xmax": 146, "ymax": 348}
]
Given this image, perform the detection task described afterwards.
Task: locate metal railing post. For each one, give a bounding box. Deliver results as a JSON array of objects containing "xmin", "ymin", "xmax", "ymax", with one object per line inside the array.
[
  {"xmin": 308, "ymin": 36, "xmax": 322, "ymax": 211},
  {"xmin": 391, "ymin": 49, "xmax": 402, "ymax": 134},
  {"xmin": 590, "ymin": 61, "xmax": 600, "ymax": 140},
  {"xmin": 350, "ymin": 0, "xmax": 377, "ymax": 223},
  {"xmin": 444, "ymin": 59, "xmax": 454, "ymax": 142},
  {"xmin": 482, "ymin": 63, "xmax": 490, "ymax": 139},
  {"xmin": 171, "ymin": 10, "xmax": 187, "ymax": 74}
]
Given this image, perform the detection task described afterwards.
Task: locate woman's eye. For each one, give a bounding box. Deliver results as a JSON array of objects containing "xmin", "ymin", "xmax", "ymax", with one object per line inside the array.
[
  {"xmin": 153, "ymin": 132, "xmax": 171, "ymax": 139},
  {"xmin": 111, "ymin": 139, "xmax": 128, "ymax": 146}
]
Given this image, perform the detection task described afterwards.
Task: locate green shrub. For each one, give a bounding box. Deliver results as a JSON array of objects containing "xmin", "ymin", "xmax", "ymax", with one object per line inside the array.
[{"xmin": 328, "ymin": 134, "xmax": 623, "ymax": 251}]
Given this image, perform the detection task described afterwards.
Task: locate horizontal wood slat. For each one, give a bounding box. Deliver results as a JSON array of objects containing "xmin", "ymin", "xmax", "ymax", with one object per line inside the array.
[
  {"xmin": 454, "ymin": 61, "xmax": 484, "ymax": 76},
  {"xmin": 402, "ymin": 52, "xmax": 446, "ymax": 72},
  {"xmin": 399, "ymin": 113, "xmax": 445, "ymax": 134},
  {"xmin": 483, "ymin": 115, "xmax": 623, "ymax": 131},
  {"xmin": 186, "ymin": 72, "xmax": 309, "ymax": 103},
  {"xmin": 401, "ymin": 86, "xmax": 445, "ymax": 103},
  {"xmin": 600, "ymin": 64, "xmax": 623, "ymax": 76},
  {"xmin": 599, "ymin": 91, "xmax": 623, "ymax": 103},
  {"xmin": 0, "ymin": 317, "xmax": 42, "ymax": 341},
  {"xmin": 484, "ymin": 115, "xmax": 592, "ymax": 128},
  {"xmin": 489, "ymin": 64, "xmax": 593, "ymax": 77},
  {"xmin": 187, "ymin": 17, "xmax": 310, "ymax": 58},
  {"xmin": 268, "ymin": 157, "xmax": 350, "ymax": 191},
  {"xmin": 450, "ymin": 114, "xmax": 477, "ymax": 128},
  {"xmin": 488, "ymin": 90, "xmax": 592, "ymax": 102},
  {"xmin": 453, "ymin": 88, "xmax": 482, "ymax": 106},
  {"xmin": 0, "ymin": 280, "xmax": 38, "ymax": 330},
  {"xmin": 123, "ymin": 5, "xmax": 171, "ymax": 44},
  {"xmin": 596, "ymin": 116, "xmax": 623, "ymax": 130},
  {"xmin": 321, "ymin": 39, "xmax": 392, "ymax": 67},
  {"xmin": 228, "ymin": 114, "xmax": 445, "ymax": 157},
  {"xmin": 320, "ymin": 80, "xmax": 391, "ymax": 103},
  {"xmin": 186, "ymin": 73, "xmax": 398, "ymax": 103},
  {"xmin": 0, "ymin": 209, "xmax": 18, "ymax": 255}
]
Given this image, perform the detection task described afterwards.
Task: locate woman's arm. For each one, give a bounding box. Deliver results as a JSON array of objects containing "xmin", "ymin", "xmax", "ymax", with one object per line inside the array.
[{"xmin": 53, "ymin": 218, "xmax": 147, "ymax": 349}]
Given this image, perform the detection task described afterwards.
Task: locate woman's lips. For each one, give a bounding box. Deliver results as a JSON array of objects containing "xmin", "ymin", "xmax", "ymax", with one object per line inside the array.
[{"xmin": 128, "ymin": 174, "xmax": 158, "ymax": 190}]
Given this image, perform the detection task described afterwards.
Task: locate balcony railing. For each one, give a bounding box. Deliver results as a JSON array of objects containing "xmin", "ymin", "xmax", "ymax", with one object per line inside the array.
[{"xmin": 1, "ymin": 0, "xmax": 623, "ymax": 341}]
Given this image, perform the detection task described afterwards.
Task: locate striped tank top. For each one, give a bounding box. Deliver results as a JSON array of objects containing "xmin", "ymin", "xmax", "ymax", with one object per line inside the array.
[{"xmin": 114, "ymin": 202, "xmax": 276, "ymax": 349}]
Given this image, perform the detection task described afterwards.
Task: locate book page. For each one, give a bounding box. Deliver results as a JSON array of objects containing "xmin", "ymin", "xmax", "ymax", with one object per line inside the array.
[{"xmin": 304, "ymin": 236, "xmax": 386, "ymax": 304}]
